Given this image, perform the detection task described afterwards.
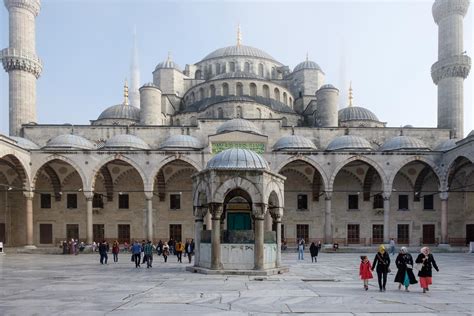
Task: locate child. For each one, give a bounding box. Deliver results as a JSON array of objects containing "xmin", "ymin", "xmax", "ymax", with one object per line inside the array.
[{"xmin": 359, "ymin": 255, "xmax": 373, "ymax": 291}]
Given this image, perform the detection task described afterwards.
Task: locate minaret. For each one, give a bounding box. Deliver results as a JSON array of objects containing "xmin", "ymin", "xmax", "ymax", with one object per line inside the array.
[
  {"xmin": 129, "ymin": 27, "xmax": 141, "ymax": 108},
  {"xmin": 348, "ymin": 81, "xmax": 354, "ymax": 107},
  {"xmin": 432, "ymin": 0, "xmax": 471, "ymax": 138},
  {"xmin": 0, "ymin": 0, "xmax": 42, "ymax": 136}
]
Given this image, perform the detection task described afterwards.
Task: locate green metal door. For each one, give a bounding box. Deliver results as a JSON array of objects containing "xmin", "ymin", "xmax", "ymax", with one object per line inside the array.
[{"xmin": 227, "ymin": 212, "xmax": 251, "ymax": 230}]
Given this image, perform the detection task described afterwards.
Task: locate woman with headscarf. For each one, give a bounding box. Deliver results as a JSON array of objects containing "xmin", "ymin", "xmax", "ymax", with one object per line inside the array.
[
  {"xmin": 372, "ymin": 244, "xmax": 391, "ymax": 292},
  {"xmin": 415, "ymin": 247, "xmax": 439, "ymax": 293},
  {"xmin": 394, "ymin": 247, "xmax": 417, "ymax": 291}
]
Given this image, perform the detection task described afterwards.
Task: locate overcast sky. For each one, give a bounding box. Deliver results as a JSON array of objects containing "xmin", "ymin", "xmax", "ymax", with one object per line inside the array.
[{"xmin": 0, "ymin": 0, "xmax": 472, "ymax": 136}]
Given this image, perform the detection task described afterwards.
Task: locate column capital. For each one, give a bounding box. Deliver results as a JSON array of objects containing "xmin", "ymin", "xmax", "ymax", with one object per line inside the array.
[
  {"xmin": 193, "ymin": 206, "xmax": 207, "ymax": 219},
  {"xmin": 269, "ymin": 206, "xmax": 283, "ymax": 222},
  {"xmin": 144, "ymin": 191, "xmax": 153, "ymax": 200},
  {"xmin": 23, "ymin": 190, "xmax": 34, "ymax": 199},
  {"xmin": 252, "ymin": 203, "xmax": 267, "ymax": 220},
  {"xmin": 382, "ymin": 192, "xmax": 391, "ymax": 200},
  {"xmin": 208, "ymin": 202, "xmax": 223, "ymax": 220},
  {"xmin": 439, "ymin": 191, "xmax": 449, "ymax": 201},
  {"xmin": 83, "ymin": 191, "xmax": 94, "ymax": 200},
  {"xmin": 324, "ymin": 191, "xmax": 332, "ymax": 201}
]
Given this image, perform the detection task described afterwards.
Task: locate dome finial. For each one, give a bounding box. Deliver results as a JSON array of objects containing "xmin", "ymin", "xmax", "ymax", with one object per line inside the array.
[
  {"xmin": 348, "ymin": 81, "xmax": 354, "ymax": 107},
  {"xmin": 237, "ymin": 24, "xmax": 242, "ymax": 47},
  {"xmin": 123, "ymin": 78, "xmax": 129, "ymax": 105}
]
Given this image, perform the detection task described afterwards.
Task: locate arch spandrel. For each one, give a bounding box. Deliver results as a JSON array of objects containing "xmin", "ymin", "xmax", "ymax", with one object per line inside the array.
[
  {"xmin": 387, "ymin": 156, "xmax": 441, "ymax": 191},
  {"xmin": 275, "ymin": 156, "xmax": 328, "ymax": 191}
]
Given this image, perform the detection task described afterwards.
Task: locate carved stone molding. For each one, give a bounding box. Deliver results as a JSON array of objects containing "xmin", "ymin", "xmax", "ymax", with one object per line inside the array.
[
  {"xmin": 324, "ymin": 191, "xmax": 332, "ymax": 201},
  {"xmin": 1, "ymin": 48, "xmax": 43, "ymax": 78},
  {"xmin": 207, "ymin": 202, "xmax": 223, "ymax": 220},
  {"xmin": 4, "ymin": 0, "xmax": 41, "ymax": 16},
  {"xmin": 252, "ymin": 203, "xmax": 267, "ymax": 220},
  {"xmin": 193, "ymin": 206, "xmax": 207, "ymax": 219},
  {"xmin": 431, "ymin": 55, "xmax": 471, "ymax": 84},
  {"xmin": 432, "ymin": 0, "xmax": 470, "ymax": 24},
  {"xmin": 269, "ymin": 206, "xmax": 283, "ymax": 222},
  {"xmin": 439, "ymin": 191, "xmax": 449, "ymax": 201}
]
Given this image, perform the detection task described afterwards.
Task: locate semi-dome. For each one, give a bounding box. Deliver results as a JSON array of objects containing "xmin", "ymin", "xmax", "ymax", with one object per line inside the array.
[
  {"xmin": 294, "ymin": 60, "xmax": 322, "ymax": 72},
  {"xmin": 207, "ymin": 148, "xmax": 268, "ymax": 170},
  {"xmin": 97, "ymin": 104, "xmax": 140, "ymax": 121},
  {"xmin": 10, "ymin": 136, "xmax": 39, "ymax": 150},
  {"xmin": 326, "ymin": 135, "xmax": 373, "ymax": 151},
  {"xmin": 44, "ymin": 134, "xmax": 95, "ymax": 150},
  {"xmin": 155, "ymin": 56, "xmax": 181, "ymax": 71},
  {"xmin": 434, "ymin": 139, "xmax": 457, "ymax": 151},
  {"xmin": 273, "ymin": 135, "xmax": 316, "ymax": 151},
  {"xmin": 103, "ymin": 134, "xmax": 150, "ymax": 150},
  {"xmin": 160, "ymin": 135, "xmax": 203, "ymax": 150},
  {"xmin": 338, "ymin": 106, "xmax": 380, "ymax": 122},
  {"xmin": 216, "ymin": 118, "xmax": 262, "ymax": 135},
  {"xmin": 380, "ymin": 136, "xmax": 430, "ymax": 151},
  {"xmin": 201, "ymin": 45, "xmax": 278, "ymax": 63}
]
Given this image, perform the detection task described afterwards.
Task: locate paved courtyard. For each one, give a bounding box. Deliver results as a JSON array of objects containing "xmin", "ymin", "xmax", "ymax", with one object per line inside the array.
[{"xmin": 0, "ymin": 251, "xmax": 473, "ymax": 315}]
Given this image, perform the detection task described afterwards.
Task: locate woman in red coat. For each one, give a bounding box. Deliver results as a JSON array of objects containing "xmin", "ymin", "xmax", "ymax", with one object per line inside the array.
[{"xmin": 359, "ymin": 255, "xmax": 373, "ymax": 291}]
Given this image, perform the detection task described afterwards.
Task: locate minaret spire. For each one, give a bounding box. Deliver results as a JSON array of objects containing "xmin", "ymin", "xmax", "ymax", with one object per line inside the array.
[
  {"xmin": 237, "ymin": 24, "xmax": 242, "ymax": 47},
  {"xmin": 348, "ymin": 81, "xmax": 354, "ymax": 107},
  {"xmin": 129, "ymin": 26, "xmax": 140, "ymax": 108}
]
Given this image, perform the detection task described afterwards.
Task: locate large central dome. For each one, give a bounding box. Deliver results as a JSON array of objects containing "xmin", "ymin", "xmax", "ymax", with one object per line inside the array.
[{"xmin": 201, "ymin": 45, "xmax": 278, "ymax": 63}]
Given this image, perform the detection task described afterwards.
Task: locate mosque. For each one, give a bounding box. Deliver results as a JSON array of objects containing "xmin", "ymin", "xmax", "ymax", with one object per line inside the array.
[{"xmin": 0, "ymin": 0, "xmax": 473, "ymax": 272}]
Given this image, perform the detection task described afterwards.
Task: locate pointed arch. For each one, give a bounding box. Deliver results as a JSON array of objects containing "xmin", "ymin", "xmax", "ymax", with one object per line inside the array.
[
  {"xmin": 276, "ymin": 156, "xmax": 328, "ymax": 191},
  {"xmin": 1, "ymin": 153, "xmax": 30, "ymax": 190},
  {"xmin": 43, "ymin": 165, "xmax": 62, "ymax": 201},
  {"xmin": 387, "ymin": 156, "xmax": 441, "ymax": 191},
  {"xmin": 213, "ymin": 176, "xmax": 262, "ymax": 204},
  {"xmin": 363, "ymin": 166, "xmax": 378, "ymax": 201},
  {"xmin": 329, "ymin": 156, "xmax": 386, "ymax": 192},
  {"xmin": 32, "ymin": 155, "xmax": 87, "ymax": 192},
  {"xmin": 413, "ymin": 165, "xmax": 437, "ymax": 201}
]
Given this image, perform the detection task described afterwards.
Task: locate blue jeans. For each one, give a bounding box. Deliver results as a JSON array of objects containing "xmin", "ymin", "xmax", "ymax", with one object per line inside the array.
[{"xmin": 298, "ymin": 248, "xmax": 304, "ymax": 260}]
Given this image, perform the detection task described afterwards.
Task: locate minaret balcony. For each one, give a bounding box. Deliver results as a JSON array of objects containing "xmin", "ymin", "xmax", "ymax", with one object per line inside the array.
[{"xmin": 0, "ymin": 47, "xmax": 43, "ymax": 78}]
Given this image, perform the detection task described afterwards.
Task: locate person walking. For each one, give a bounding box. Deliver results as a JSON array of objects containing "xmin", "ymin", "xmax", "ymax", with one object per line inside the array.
[
  {"xmin": 415, "ymin": 247, "xmax": 439, "ymax": 293},
  {"xmin": 98, "ymin": 240, "xmax": 108, "ymax": 265},
  {"xmin": 141, "ymin": 240, "xmax": 146, "ymax": 264},
  {"xmin": 157, "ymin": 240, "xmax": 163, "ymax": 256},
  {"xmin": 359, "ymin": 255, "xmax": 373, "ymax": 291},
  {"xmin": 131, "ymin": 240, "xmax": 142, "ymax": 268},
  {"xmin": 143, "ymin": 240, "xmax": 154, "ymax": 268},
  {"xmin": 168, "ymin": 238, "xmax": 175, "ymax": 255},
  {"xmin": 162, "ymin": 242, "xmax": 170, "ymax": 263},
  {"xmin": 175, "ymin": 240, "xmax": 184, "ymax": 263},
  {"xmin": 309, "ymin": 242, "xmax": 319, "ymax": 263},
  {"xmin": 394, "ymin": 247, "xmax": 417, "ymax": 291},
  {"xmin": 372, "ymin": 245, "xmax": 391, "ymax": 292},
  {"xmin": 389, "ymin": 238, "xmax": 396, "ymax": 256},
  {"xmin": 297, "ymin": 238, "xmax": 305, "ymax": 260},
  {"xmin": 185, "ymin": 239, "xmax": 195, "ymax": 264},
  {"xmin": 112, "ymin": 240, "xmax": 120, "ymax": 263}
]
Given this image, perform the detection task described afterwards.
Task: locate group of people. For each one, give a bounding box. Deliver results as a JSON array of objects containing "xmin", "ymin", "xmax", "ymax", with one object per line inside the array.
[
  {"xmin": 297, "ymin": 239, "xmax": 322, "ymax": 262},
  {"xmin": 359, "ymin": 245, "xmax": 439, "ymax": 293},
  {"xmin": 61, "ymin": 239, "xmax": 85, "ymax": 255},
  {"xmin": 97, "ymin": 239, "xmax": 195, "ymax": 268}
]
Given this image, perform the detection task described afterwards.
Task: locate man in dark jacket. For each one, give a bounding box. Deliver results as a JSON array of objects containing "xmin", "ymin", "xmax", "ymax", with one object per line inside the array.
[
  {"xmin": 185, "ymin": 239, "xmax": 195, "ymax": 263},
  {"xmin": 372, "ymin": 245, "xmax": 391, "ymax": 292},
  {"xmin": 98, "ymin": 240, "xmax": 108, "ymax": 264},
  {"xmin": 309, "ymin": 242, "xmax": 319, "ymax": 263}
]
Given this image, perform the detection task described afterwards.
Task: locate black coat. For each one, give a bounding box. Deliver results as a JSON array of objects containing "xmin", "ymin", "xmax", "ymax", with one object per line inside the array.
[
  {"xmin": 394, "ymin": 253, "xmax": 418, "ymax": 284},
  {"xmin": 415, "ymin": 253, "xmax": 439, "ymax": 277},
  {"xmin": 372, "ymin": 252, "xmax": 390, "ymax": 273},
  {"xmin": 309, "ymin": 243, "xmax": 319, "ymax": 257}
]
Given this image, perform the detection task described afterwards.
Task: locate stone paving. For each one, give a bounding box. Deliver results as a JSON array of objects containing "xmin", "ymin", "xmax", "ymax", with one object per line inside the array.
[{"xmin": 0, "ymin": 251, "xmax": 473, "ymax": 315}]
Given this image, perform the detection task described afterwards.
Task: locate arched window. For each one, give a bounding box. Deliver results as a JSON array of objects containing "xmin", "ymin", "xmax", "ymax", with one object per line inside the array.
[
  {"xmin": 229, "ymin": 62, "xmax": 235, "ymax": 72},
  {"xmin": 236, "ymin": 106, "xmax": 242, "ymax": 118},
  {"xmin": 282, "ymin": 117, "xmax": 288, "ymax": 126},
  {"xmin": 263, "ymin": 85, "xmax": 270, "ymax": 98},
  {"xmin": 249, "ymin": 83, "xmax": 257, "ymax": 97},
  {"xmin": 258, "ymin": 63, "xmax": 264, "ymax": 77},
  {"xmin": 222, "ymin": 83, "xmax": 229, "ymax": 96},
  {"xmin": 236, "ymin": 82, "xmax": 243, "ymax": 96},
  {"xmin": 283, "ymin": 92, "xmax": 287, "ymax": 105},
  {"xmin": 274, "ymin": 88, "xmax": 280, "ymax": 102},
  {"xmin": 190, "ymin": 116, "xmax": 197, "ymax": 126},
  {"xmin": 217, "ymin": 107, "xmax": 224, "ymax": 119},
  {"xmin": 244, "ymin": 62, "xmax": 250, "ymax": 72},
  {"xmin": 257, "ymin": 108, "xmax": 262, "ymax": 118},
  {"xmin": 210, "ymin": 84, "xmax": 216, "ymax": 97},
  {"xmin": 195, "ymin": 70, "xmax": 202, "ymax": 79},
  {"xmin": 215, "ymin": 63, "xmax": 221, "ymax": 74}
]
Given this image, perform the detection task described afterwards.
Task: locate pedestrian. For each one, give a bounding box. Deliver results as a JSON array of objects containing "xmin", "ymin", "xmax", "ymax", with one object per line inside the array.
[
  {"xmin": 297, "ymin": 238, "xmax": 305, "ymax": 260},
  {"xmin": 112, "ymin": 240, "xmax": 120, "ymax": 263},
  {"xmin": 415, "ymin": 247, "xmax": 439, "ymax": 293},
  {"xmin": 98, "ymin": 240, "xmax": 108, "ymax": 264},
  {"xmin": 372, "ymin": 245, "xmax": 391, "ymax": 292},
  {"xmin": 394, "ymin": 247, "xmax": 417, "ymax": 291},
  {"xmin": 62, "ymin": 240, "xmax": 68, "ymax": 254},
  {"xmin": 74, "ymin": 239, "xmax": 79, "ymax": 255},
  {"xmin": 157, "ymin": 240, "xmax": 163, "ymax": 256},
  {"xmin": 317, "ymin": 240, "xmax": 322, "ymax": 251},
  {"xmin": 143, "ymin": 240, "xmax": 154, "ymax": 268},
  {"xmin": 309, "ymin": 242, "xmax": 319, "ymax": 263},
  {"xmin": 70, "ymin": 238, "xmax": 75, "ymax": 255},
  {"xmin": 131, "ymin": 240, "xmax": 141, "ymax": 268},
  {"xmin": 141, "ymin": 240, "xmax": 146, "ymax": 264},
  {"xmin": 389, "ymin": 238, "xmax": 396, "ymax": 256},
  {"xmin": 162, "ymin": 242, "xmax": 170, "ymax": 263},
  {"xmin": 168, "ymin": 238, "xmax": 175, "ymax": 255},
  {"xmin": 175, "ymin": 240, "xmax": 184, "ymax": 263},
  {"xmin": 92, "ymin": 241, "xmax": 97, "ymax": 253},
  {"xmin": 359, "ymin": 255, "xmax": 373, "ymax": 291},
  {"xmin": 185, "ymin": 239, "xmax": 195, "ymax": 263}
]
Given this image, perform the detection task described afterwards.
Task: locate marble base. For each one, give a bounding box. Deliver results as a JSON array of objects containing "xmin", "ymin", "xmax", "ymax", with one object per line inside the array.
[{"xmin": 186, "ymin": 265, "xmax": 289, "ymax": 276}]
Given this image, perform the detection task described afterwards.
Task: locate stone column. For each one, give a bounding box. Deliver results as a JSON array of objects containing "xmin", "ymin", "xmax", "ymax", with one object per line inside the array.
[
  {"xmin": 440, "ymin": 191, "xmax": 449, "ymax": 245},
  {"xmin": 208, "ymin": 202, "xmax": 223, "ymax": 270},
  {"xmin": 84, "ymin": 192, "xmax": 94, "ymax": 244},
  {"xmin": 253, "ymin": 203, "xmax": 266, "ymax": 270},
  {"xmin": 383, "ymin": 192, "xmax": 391, "ymax": 244},
  {"xmin": 264, "ymin": 211, "xmax": 273, "ymax": 232},
  {"xmin": 193, "ymin": 206, "xmax": 206, "ymax": 267},
  {"xmin": 324, "ymin": 192, "xmax": 333, "ymax": 244},
  {"xmin": 270, "ymin": 207, "xmax": 283, "ymax": 268},
  {"xmin": 145, "ymin": 192, "xmax": 154, "ymax": 242},
  {"xmin": 205, "ymin": 212, "xmax": 212, "ymax": 230},
  {"xmin": 23, "ymin": 191, "xmax": 35, "ymax": 248}
]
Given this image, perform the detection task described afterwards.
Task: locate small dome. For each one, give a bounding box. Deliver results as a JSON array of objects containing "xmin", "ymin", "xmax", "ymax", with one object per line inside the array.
[
  {"xmin": 294, "ymin": 60, "xmax": 323, "ymax": 72},
  {"xmin": 104, "ymin": 134, "xmax": 150, "ymax": 150},
  {"xmin": 212, "ymin": 71, "xmax": 266, "ymax": 81},
  {"xmin": 318, "ymin": 84, "xmax": 338, "ymax": 91},
  {"xmin": 273, "ymin": 135, "xmax": 316, "ymax": 151},
  {"xmin": 140, "ymin": 82, "xmax": 159, "ymax": 89},
  {"xmin": 155, "ymin": 57, "xmax": 181, "ymax": 71},
  {"xmin": 403, "ymin": 125, "xmax": 414, "ymax": 128},
  {"xmin": 216, "ymin": 119, "xmax": 262, "ymax": 135},
  {"xmin": 434, "ymin": 139, "xmax": 457, "ymax": 151},
  {"xmin": 10, "ymin": 136, "xmax": 39, "ymax": 150},
  {"xmin": 380, "ymin": 136, "xmax": 430, "ymax": 151},
  {"xmin": 201, "ymin": 45, "xmax": 277, "ymax": 63},
  {"xmin": 338, "ymin": 106, "xmax": 380, "ymax": 122},
  {"xmin": 97, "ymin": 104, "xmax": 140, "ymax": 121},
  {"xmin": 160, "ymin": 135, "xmax": 203, "ymax": 150},
  {"xmin": 326, "ymin": 135, "xmax": 373, "ymax": 151},
  {"xmin": 44, "ymin": 134, "xmax": 95, "ymax": 150},
  {"xmin": 207, "ymin": 148, "xmax": 268, "ymax": 170}
]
